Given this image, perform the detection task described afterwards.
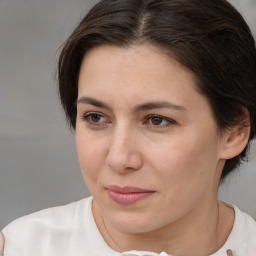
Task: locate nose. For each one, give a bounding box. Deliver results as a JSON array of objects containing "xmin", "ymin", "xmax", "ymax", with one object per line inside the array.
[{"xmin": 105, "ymin": 125, "xmax": 143, "ymax": 174}]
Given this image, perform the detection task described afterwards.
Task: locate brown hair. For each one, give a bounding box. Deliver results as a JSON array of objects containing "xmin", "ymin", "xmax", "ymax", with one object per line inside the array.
[{"xmin": 58, "ymin": 0, "xmax": 256, "ymax": 181}]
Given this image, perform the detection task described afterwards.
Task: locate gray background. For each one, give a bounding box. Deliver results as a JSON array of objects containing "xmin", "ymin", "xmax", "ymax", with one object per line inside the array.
[{"xmin": 0, "ymin": 0, "xmax": 256, "ymax": 229}]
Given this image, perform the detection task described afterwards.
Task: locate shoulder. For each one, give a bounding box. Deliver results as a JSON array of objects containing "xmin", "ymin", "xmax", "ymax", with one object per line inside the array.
[
  {"xmin": 230, "ymin": 205, "xmax": 256, "ymax": 253},
  {"xmin": 1, "ymin": 197, "xmax": 93, "ymax": 255},
  {"xmin": 234, "ymin": 205, "xmax": 256, "ymax": 233},
  {"xmin": 3, "ymin": 197, "xmax": 92, "ymax": 234}
]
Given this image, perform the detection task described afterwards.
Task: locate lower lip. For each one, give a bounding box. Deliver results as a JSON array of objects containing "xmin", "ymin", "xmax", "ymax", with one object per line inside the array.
[{"xmin": 107, "ymin": 190, "xmax": 154, "ymax": 205}]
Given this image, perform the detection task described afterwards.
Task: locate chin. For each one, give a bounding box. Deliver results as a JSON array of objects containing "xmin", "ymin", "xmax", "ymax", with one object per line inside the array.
[{"xmin": 106, "ymin": 212, "xmax": 161, "ymax": 234}]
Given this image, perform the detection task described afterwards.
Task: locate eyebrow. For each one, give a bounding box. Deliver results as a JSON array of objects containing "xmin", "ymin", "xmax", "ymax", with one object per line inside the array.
[
  {"xmin": 77, "ymin": 96, "xmax": 112, "ymax": 111},
  {"xmin": 134, "ymin": 101, "xmax": 186, "ymax": 112},
  {"xmin": 77, "ymin": 96, "xmax": 186, "ymax": 112}
]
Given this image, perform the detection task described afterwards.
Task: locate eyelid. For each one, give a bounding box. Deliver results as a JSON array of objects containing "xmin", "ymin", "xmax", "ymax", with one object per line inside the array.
[
  {"xmin": 81, "ymin": 111, "xmax": 109, "ymax": 126},
  {"xmin": 145, "ymin": 114, "xmax": 176, "ymax": 127},
  {"xmin": 80, "ymin": 111, "xmax": 176, "ymax": 128}
]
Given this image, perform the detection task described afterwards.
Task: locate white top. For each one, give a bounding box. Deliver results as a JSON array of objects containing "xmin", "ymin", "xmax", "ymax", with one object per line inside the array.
[{"xmin": 2, "ymin": 196, "xmax": 256, "ymax": 256}]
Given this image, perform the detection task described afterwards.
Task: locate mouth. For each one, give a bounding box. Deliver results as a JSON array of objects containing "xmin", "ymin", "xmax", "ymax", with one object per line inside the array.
[{"xmin": 106, "ymin": 185, "xmax": 155, "ymax": 205}]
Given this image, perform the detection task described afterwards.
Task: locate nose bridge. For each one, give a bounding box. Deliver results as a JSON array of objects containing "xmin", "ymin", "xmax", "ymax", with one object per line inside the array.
[{"xmin": 106, "ymin": 122, "xmax": 142, "ymax": 173}]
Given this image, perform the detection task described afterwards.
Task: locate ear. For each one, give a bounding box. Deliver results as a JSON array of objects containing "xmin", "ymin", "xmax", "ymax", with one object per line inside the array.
[{"xmin": 219, "ymin": 109, "xmax": 251, "ymax": 160}]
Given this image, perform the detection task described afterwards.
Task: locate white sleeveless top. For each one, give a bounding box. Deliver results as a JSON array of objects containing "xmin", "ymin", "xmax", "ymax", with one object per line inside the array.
[{"xmin": 2, "ymin": 196, "xmax": 256, "ymax": 256}]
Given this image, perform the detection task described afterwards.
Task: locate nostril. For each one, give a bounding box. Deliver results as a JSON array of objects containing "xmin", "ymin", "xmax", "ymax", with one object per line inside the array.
[
  {"xmin": 106, "ymin": 148, "xmax": 143, "ymax": 174},
  {"xmin": 105, "ymin": 128, "xmax": 143, "ymax": 173}
]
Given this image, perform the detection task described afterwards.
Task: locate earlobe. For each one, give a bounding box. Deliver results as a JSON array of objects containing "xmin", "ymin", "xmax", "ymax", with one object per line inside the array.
[{"xmin": 219, "ymin": 113, "xmax": 251, "ymax": 160}]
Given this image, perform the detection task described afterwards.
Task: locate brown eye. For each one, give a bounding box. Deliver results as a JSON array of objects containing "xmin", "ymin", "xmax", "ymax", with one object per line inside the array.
[
  {"xmin": 81, "ymin": 112, "xmax": 107, "ymax": 125},
  {"xmin": 146, "ymin": 115, "xmax": 176, "ymax": 128},
  {"xmin": 151, "ymin": 116, "xmax": 163, "ymax": 125},
  {"xmin": 91, "ymin": 114, "xmax": 102, "ymax": 122}
]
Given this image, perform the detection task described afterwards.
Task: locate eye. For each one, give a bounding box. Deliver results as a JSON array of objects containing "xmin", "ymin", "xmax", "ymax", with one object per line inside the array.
[
  {"xmin": 146, "ymin": 115, "xmax": 176, "ymax": 127},
  {"xmin": 81, "ymin": 112, "xmax": 108, "ymax": 126},
  {"xmin": 90, "ymin": 113, "xmax": 103, "ymax": 123}
]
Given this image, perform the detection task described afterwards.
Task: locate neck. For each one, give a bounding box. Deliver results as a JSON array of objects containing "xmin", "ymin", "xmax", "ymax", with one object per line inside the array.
[{"xmin": 93, "ymin": 197, "xmax": 234, "ymax": 256}]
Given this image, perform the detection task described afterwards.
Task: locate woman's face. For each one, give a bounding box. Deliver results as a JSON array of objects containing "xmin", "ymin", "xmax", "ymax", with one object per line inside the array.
[{"xmin": 76, "ymin": 45, "xmax": 226, "ymax": 233}]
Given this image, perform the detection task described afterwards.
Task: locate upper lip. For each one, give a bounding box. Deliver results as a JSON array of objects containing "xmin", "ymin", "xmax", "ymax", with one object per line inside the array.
[{"xmin": 106, "ymin": 185, "xmax": 155, "ymax": 193}]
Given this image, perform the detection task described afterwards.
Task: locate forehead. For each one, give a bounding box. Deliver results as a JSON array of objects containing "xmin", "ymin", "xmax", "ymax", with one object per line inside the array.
[
  {"xmin": 79, "ymin": 45, "xmax": 196, "ymax": 91},
  {"xmin": 78, "ymin": 45, "xmax": 209, "ymax": 110}
]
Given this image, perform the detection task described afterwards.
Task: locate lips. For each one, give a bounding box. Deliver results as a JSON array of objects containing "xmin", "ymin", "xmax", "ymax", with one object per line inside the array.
[{"xmin": 106, "ymin": 185, "xmax": 155, "ymax": 205}]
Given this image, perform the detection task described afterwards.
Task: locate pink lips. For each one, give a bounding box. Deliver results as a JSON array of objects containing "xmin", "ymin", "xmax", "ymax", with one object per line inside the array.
[{"xmin": 106, "ymin": 185, "xmax": 155, "ymax": 205}]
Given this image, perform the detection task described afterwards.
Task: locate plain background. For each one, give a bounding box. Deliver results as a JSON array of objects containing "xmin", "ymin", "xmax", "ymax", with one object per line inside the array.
[{"xmin": 1, "ymin": 0, "xmax": 256, "ymax": 229}]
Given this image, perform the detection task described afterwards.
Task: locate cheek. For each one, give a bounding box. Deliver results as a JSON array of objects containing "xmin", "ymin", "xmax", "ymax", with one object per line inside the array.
[
  {"xmin": 146, "ymin": 136, "xmax": 220, "ymax": 217},
  {"xmin": 148, "ymin": 131, "xmax": 220, "ymax": 189},
  {"xmin": 76, "ymin": 132, "xmax": 107, "ymax": 183}
]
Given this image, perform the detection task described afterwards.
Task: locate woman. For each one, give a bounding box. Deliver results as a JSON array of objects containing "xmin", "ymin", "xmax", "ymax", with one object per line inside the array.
[{"xmin": 1, "ymin": 0, "xmax": 256, "ymax": 255}]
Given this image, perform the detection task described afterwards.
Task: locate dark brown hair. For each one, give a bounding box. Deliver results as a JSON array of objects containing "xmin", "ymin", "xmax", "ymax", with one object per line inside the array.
[{"xmin": 58, "ymin": 0, "xmax": 256, "ymax": 181}]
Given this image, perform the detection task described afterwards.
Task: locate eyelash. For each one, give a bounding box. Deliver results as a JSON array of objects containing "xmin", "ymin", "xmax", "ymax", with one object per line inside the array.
[
  {"xmin": 145, "ymin": 115, "xmax": 176, "ymax": 128},
  {"xmin": 80, "ymin": 112, "xmax": 176, "ymax": 128},
  {"xmin": 81, "ymin": 112, "xmax": 108, "ymax": 126}
]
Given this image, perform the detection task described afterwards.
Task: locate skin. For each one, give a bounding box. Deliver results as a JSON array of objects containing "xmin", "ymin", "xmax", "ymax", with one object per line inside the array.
[
  {"xmin": 76, "ymin": 45, "xmax": 249, "ymax": 255},
  {"xmin": 0, "ymin": 232, "xmax": 4, "ymax": 255}
]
